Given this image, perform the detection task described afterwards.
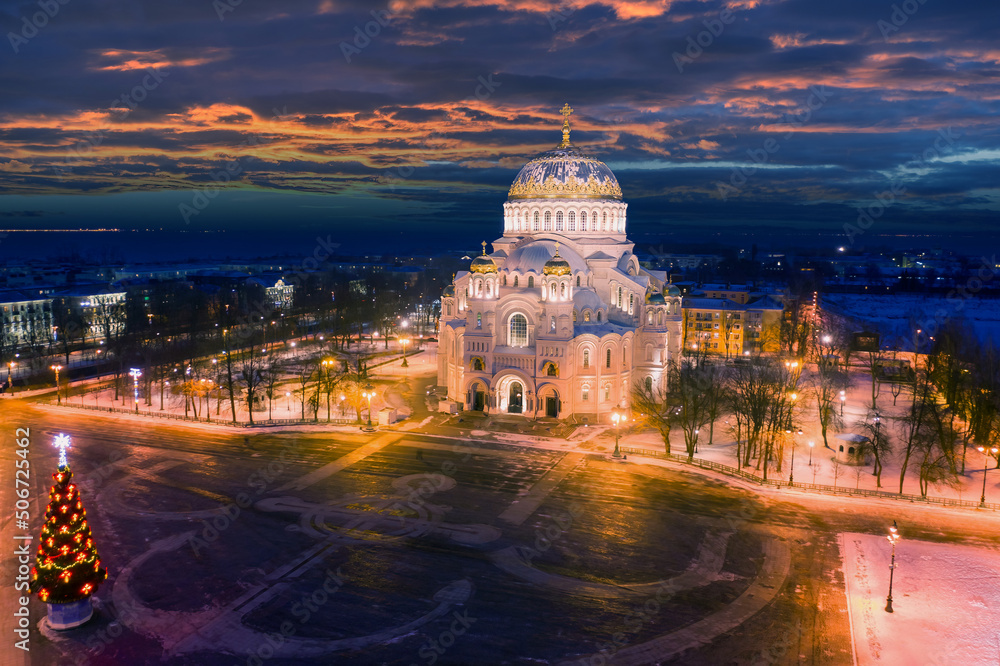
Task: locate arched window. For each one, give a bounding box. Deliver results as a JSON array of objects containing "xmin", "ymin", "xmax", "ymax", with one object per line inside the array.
[
  {"xmin": 645, "ymin": 344, "xmax": 653, "ymax": 361},
  {"xmin": 556, "ymin": 211, "xmax": 563, "ymax": 231},
  {"xmin": 476, "ymin": 313, "xmax": 482, "ymax": 328},
  {"xmin": 560, "ymin": 283, "xmax": 566, "ymax": 298},
  {"xmin": 580, "ymin": 211, "xmax": 587, "ymax": 231},
  {"xmin": 550, "ymin": 315, "xmax": 556, "ymax": 332},
  {"xmin": 547, "ymin": 362, "xmax": 557, "ymax": 377},
  {"xmin": 472, "ymin": 357, "xmax": 484, "ymax": 371},
  {"xmin": 606, "ymin": 349, "xmax": 612, "ymax": 369},
  {"xmin": 623, "ymin": 347, "xmax": 628, "ymax": 366},
  {"xmin": 582, "ymin": 385, "xmax": 590, "ymax": 401},
  {"xmin": 533, "ymin": 211, "xmax": 539, "ymax": 231},
  {"xmin": 576, "ymin": 275, "xmax": 581, "ymax": 287},
  {"xmin": 647, "ymin": 311, "xmax": 653, "ymax": 324},
  {"xmin": 573, "ymin": 310, "xmax": 578, "ymax": 322},
  {"xmin": 596, "ymin": 311, "xmax": 602, "ymax": 322},
  {"xmin": 568, "ymin": 211, "xmax": 576, "ymax": 230},
  {"xmin": 645, "ymin": 376, "xmax": 653, "ymax": 392},
  {"xmin": 550, "ymin": 284, "xmax": 557, "ymax": 298},
  {"xmin": 447, "ymin": 304, "xmax": 452, "ymax": 316},
  {"xmin": 528, "ymin": 276, "xmax": 534, "ymax": 288},
  {"xmin": 509, "ymin": 314, "xmax": 528, "ymax": 347},
  {"xmin": 513, "ymin": 276, "xmax": 519, "ymax": 287},
  {"xmin": 629, "ymin": 294, "xmax": 634, "ymax": 313},
  {"xmin": 583, "ymin": 350, "xmax": 590, "ymax": 368},
  {"xmin": 584, "ymin": 311, "xmax": 591, "ymax": 322},
  {"xmin": 602, "ymin": 212, "xmax": 608, "ymax": 231},
  {"xmin": 544, "ymin": 211, "xmax": 552, "ymax": 230},
  {"xmin": 513, "ymin": 215, "xmax": 519, "ymax": 232},
  {"xmin": 618, "ymin": 287, "xmax": 623, "ymax": 308},
  {"xmin": 603, "ymin": 384, "xmax": 611, "ymax": 402},
  {"xmin": 658, "ymin": 311, "xmax": 664, "ymax": 326}
]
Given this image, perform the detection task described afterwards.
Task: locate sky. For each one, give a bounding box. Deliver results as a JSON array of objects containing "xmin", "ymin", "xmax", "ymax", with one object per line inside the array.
[{"xmin": 1, "ymin": 0, "xmax": 998, "ymax": 256}]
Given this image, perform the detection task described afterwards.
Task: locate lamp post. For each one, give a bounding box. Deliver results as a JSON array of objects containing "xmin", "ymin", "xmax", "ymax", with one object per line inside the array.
[
  {"xmin": 808, "ymin": 440, "xmax": 815, "ymax": 466},
  {"xmin": 285, "ymin": 391, "xmax": 291, "ymax": 413},
  {"xmin": 885, "ymin": 521, "xmax": 900, "ymax": 613},
  {"xmin": 7, "ymin": 360, "xmax": 15, "ymax": 393},
  {"xmin": 788, "ymin": 430, "xmax": 797, "ymax": 485},
  {"xmin": 840, "ymin": 390, "xmax": 846, "ymax": 416},
  {"xmin": 129, "ymin": 368, "xmax": 141, "ymax": 413},
  {"xmin": 977, "ymin": 445, "xmax": 999, "ymax": 507},
  {"xmin": 50, "ymin": 364, "xmax": 62, "ymax": 404},
  {"xmin": 363, "ymin": 383, "xmax": 375, "ymax": 428},
  {"xmin": 400, "ymin": 336, "xmax": 410, "ymax": 369},
  {"xmin": 611, "ymin": 409, "xmax": 623, "ymax": 458}
]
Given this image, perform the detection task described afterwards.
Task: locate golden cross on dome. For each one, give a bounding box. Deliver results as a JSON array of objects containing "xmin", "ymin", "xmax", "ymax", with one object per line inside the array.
[
  {"xmin": 481, "ymin": 241, "xmax": 488, "ymax": 255},
  {"xmin": 554, "ymin": 241, "xmax": 560, "ymax": 256},
  {"xmin": 559, "ymin": 103, "xmax": 573, "ymax": 147}
]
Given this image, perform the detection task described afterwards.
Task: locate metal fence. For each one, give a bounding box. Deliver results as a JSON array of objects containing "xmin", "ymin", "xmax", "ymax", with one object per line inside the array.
[
  {"xmin": 620, "ymin": 446, "xmax": 1000, "ymax": 512},
  {"xmin": 54, "ymin": 401, "xmax": 359, "ymax": 428}
]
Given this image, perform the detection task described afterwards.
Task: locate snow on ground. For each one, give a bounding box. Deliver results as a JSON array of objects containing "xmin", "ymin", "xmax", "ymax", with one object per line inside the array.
[
  {"xmin": 841, "ymin": 533, "xmax": 1000, "ymax": 665},
  {"xmin": 823, "ymin": 293, "xmax": 1000, "ymax": 347}
]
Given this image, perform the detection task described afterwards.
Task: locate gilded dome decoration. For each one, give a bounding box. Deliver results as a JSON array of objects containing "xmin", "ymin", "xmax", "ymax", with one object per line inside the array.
[
  {"xmin": 507, "ymin": 105, "xmax": 622, "ymax": 201},
  {"xmin": 543, "ymin": 243, "xmax": 572, "ymax": 276},
  {"xmin": 470, "ymin": 241, "xmax": 498, "ymax": 273}
]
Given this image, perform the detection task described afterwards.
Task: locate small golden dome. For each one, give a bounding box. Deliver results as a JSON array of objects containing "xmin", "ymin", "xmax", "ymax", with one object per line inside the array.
[{"xmin": 470, "ymin": 241, "xmax": 498, "ymax": 273}]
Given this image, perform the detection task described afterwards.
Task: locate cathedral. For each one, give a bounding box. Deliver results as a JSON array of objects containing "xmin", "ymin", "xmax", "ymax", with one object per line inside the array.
[{"xmin": 437, "ymin": 105, "xmax": 682, "ymax": 421}]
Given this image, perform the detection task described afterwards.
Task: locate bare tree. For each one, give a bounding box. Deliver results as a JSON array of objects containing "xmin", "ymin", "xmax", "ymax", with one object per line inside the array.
[
  {"xmin": 631, "ymin": 380, "xmax": 676, "ymax": 455},
  {"xmin": 855, "ymin": 404, "xmax": 892, "ymax": 488}
]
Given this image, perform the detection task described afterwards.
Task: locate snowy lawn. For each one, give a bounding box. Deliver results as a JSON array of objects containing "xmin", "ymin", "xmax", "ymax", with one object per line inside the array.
[{"xmin": 841, "ymin": 532, "xmax": 1000, "ymax": 665}]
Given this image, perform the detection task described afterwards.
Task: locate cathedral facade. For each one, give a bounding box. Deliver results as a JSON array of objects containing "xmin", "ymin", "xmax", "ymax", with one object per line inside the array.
[{"xmin": 437, "ymin": 107, "xmax": 682, "ymax": 421}]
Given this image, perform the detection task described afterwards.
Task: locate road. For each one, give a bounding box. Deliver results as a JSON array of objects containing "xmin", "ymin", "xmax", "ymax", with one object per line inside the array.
[{"xmin": 2, "ymin": 398, "xmax": 1000, "ymax": 665}]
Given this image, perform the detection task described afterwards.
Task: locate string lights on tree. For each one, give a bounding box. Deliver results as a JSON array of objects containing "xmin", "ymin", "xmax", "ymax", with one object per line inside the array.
[{"xmin": 30, "ymin": 434, "xmax": 108, "ymax": 629}]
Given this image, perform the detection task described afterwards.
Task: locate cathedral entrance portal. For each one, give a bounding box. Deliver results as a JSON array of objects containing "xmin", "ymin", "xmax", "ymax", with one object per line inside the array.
[
  {"xmin": 545, "ymin": 395, "xmax": 558, "ymax": 418},
  {"xmin": 508, "ymin": 382, "xmax": 523, "ymax": 414}
]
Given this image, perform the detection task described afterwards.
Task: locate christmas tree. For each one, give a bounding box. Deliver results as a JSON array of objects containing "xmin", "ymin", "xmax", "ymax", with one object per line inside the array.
[{"xmin": 30, "ymin": 435, "xmax": 107, "ymax": 605}]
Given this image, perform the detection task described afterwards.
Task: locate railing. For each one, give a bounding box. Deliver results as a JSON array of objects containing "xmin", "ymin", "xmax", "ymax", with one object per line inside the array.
[
  {"xmin": 620, "ymin": 446, "xmax": 1000, "ymax": 512},
  {"xmin": 52, "ymin": 401, "xmax": 359, "ymax": 428}
]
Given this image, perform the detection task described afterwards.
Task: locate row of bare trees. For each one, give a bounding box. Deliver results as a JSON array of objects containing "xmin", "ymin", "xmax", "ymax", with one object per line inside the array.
[{"xmin": 633, "ymin": 322, "xmax": 1000, "ymax": 498}]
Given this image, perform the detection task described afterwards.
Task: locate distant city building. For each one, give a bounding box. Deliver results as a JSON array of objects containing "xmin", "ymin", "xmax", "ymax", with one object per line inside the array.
[{"xmin": 436, "ymin": 109, "xmax": 683, "ymax": 420}]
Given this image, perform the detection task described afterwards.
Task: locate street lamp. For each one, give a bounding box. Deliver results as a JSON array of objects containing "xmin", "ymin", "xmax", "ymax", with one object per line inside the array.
[
  {"xmin": 977, "ymin": 445, "xmax": 999, "ymax": 507},
  {"xmin": 400, "ymin": 336, "xmax": 410, "ymax": 368},
  {"xmin": 840, "ymin": 390, "xmax": 846, "ymax": 416},
  {"xmin": 808, "ymin": 440, "xmax": 815, "ymax": 466},
  {"xmin": 363, "ymin": 383, "xmax": 376, "ymax": 428},
  {"xmin": 50, "ymin": 364, "xmax": 62, "ymax": 404},
  {"xmin": 611, "ymin": 409, "xmax": 623, "ymax": 458},
  {"xmin": 885, "ymin": 521, "xmax": 900, "ymax": 613},
  {"xmin": 285, "ymin": 391, "xmax": 291, "ymax": 413},
  {"xmin": 129, "ymin": 368, "xmax": 142, "ymax": 413}
]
